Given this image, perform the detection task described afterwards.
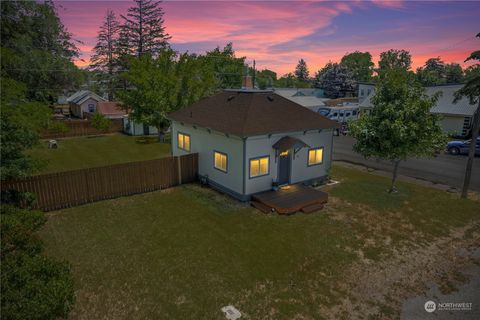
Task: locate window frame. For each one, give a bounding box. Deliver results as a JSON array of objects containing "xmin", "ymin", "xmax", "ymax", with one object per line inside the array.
[
  {"xmin": 307, "ymin": 147, "xmax": 324, "ymax": 167},
  {"xmin": 213, "ymin": 150, "xmax": 228, "ymax": 173},
  {"xmin": 177, "ymin": 132, "xmax": 191, "ymax": 152},
  {"xmin": 249, "ymin": 155, "xmax": 270, "ymax": 179}
]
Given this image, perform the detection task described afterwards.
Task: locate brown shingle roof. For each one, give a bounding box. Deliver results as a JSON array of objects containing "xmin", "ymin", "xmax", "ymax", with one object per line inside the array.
[
  {"xmin": 97, "ymin": 102, "xmax": 127, "ymax": 117},
  {"xmin": 168, "ymin": 91, "xmax": 339, "ymax": 137}
]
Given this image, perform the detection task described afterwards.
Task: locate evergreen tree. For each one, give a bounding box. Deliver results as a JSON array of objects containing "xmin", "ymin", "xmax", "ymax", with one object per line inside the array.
[
  {"xmin": 121, "ymin": 0, "xmax": 171, "ymax": 57},
  {"xmin": 295, "ymin": 59, "xmax": 310, "ymax": 82},
  {"xmin": 91, "ymin": 10, "xmax": 121, "ymax": 100}
]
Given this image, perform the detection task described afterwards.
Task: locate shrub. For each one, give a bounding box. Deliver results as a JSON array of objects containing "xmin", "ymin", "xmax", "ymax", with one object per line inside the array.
[{"xmin": 91, "ymin": 112, "xmax": 112, "ymax": 133}]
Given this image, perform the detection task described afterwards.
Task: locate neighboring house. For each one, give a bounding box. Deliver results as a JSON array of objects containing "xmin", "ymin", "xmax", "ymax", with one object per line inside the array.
[
  {"xmin": 123, "ymin": 116, "xmax": 159, "ymax": 136},
  {"xmin": 274, "ymin": 88, "xmax": 330, "ymax": 112},
  {"xmin": 359, "ymin": 84, "xmax": 477, "ymax": 137},
  {"xmin": 96, "ymin": 102, "xmax": 127, "ymax": 119},
  {"xmin": 53, "ymin": 95, "xmax": 70, "ymax": 117},
  {"xmin": 357, "ymin": 82, "xmax": 375, "ymax": 104},
  {"xmin": 168, "ymin": 88, "xmax": 339, "ymax": 201},
  {"xmin": 67, "ymin": 90, "xmax": 105, "ymax": 118}
]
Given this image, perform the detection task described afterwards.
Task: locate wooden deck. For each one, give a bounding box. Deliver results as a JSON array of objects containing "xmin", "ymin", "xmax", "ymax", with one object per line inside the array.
[{"xmin": 251, "ymin": 184, "xmax": 328, "ymax": 214}]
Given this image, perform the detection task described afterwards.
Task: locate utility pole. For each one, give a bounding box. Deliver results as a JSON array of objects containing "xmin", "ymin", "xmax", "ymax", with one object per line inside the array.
[{"xmin": 252, "ymin": 60, "xmax": 256, "ymax": 89}]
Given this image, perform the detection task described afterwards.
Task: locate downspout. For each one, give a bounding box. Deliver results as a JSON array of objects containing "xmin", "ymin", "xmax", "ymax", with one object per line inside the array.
[{"xmin": 242, "ymin": 137, "xmax": 247, "ymax": 196}]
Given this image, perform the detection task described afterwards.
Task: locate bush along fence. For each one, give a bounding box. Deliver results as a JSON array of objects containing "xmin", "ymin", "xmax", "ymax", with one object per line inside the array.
[
  {"xmin": 1, "ymin": 153, "xmax": 198, "ymax": 211},
  {"xmin": 41, "ymin": 119, "xmax": 123, "ymax": 139}
]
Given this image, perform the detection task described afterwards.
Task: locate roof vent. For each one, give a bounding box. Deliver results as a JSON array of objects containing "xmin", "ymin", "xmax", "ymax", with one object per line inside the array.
[
  {"xmin": 227, "ymin": 95, "xmax": 235, "ymax": 101},
  {"xmin": 190, "ymin": 111, "xmax": 193, "ymax": 118},
  {"xmin": 267, "ymin": 95, "xmax": 274, "ymax": 101}
]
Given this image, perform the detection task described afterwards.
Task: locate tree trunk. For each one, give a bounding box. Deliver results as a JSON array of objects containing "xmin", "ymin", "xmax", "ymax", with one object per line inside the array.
[
  {"xmin": 157, "ymin": 127, "xmax": 165, "ymax": 143},
  {"xmin": 461, "ymin": 100, "xmax": 480, "ymax": 198},
  {"xmin": 389, "ymin": 160, "xmax": 400, "ymax": 193}
]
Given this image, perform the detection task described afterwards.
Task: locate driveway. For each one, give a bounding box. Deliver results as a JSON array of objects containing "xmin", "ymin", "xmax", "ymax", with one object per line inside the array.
[{"xmin": 333, "ymin": 135, "xmax": 480, "ymax": 192}]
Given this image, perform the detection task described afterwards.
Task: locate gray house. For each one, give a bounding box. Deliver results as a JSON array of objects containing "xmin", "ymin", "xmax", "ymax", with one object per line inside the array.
[
  {"xmin": 67, "ymin": 90, "xmax": 105, "ymax": 118},
  {"xmin": 168, "ymin": 89, "xmax": 339, "ymax": 201}
]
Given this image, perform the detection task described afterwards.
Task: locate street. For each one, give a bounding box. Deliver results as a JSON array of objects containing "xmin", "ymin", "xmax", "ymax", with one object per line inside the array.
[{"xmin": 333, "ymin": 136, "xmax": 480, "ymax": 192}]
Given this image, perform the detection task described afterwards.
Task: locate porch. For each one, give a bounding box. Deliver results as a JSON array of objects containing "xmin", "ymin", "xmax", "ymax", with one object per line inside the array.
[{"xmin": 251, "ymin": 184, "xmax": 328, "ymax": 214}]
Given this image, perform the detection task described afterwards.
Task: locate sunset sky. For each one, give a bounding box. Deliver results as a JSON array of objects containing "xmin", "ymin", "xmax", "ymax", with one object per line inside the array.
[{"xmin": 57, "ymin": 0, "xmax": 480, "ymax": 75}]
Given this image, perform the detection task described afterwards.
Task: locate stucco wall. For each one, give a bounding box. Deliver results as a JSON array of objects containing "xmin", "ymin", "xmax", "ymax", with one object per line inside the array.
[
  {"xmin": 171, "ymin": 121, "xmax": 244, "ymax": 196},
  {"xmin": 245, "ymin": 129, "xmax": 333, "ymax": 195}
]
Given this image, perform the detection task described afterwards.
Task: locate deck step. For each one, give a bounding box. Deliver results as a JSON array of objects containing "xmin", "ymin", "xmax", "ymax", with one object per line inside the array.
[
  {"xmin": 251, "ymin": 201, "xmax": 273, "ymax": 213},
  {"xmin": 301, "ymin": 202, "xmax": 324, "ymax": 214}
]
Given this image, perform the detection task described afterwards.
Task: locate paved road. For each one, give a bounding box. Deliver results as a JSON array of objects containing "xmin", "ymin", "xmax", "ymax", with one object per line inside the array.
[{"xmin": 333, "ymin": 136, "xmax": 480, "ymax": 192}]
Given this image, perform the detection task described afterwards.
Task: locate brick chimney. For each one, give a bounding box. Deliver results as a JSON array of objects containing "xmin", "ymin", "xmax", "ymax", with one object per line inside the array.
[{"xmin": 242, "ymin": 75, "xmax": 253, "ymax": 90}]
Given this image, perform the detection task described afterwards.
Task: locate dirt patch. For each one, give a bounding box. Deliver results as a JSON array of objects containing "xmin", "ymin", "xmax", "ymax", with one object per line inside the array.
[{"xmin": 320, "ymin": 222, "xmax": 480, "ymax": 319}]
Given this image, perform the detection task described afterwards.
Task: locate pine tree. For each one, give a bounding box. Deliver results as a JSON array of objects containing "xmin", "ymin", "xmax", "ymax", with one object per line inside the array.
[
  {"xmin": 120, "ymin": 0, "xmax": 171, "ymax": 57},
  {"xmin": 91, "ymin": 10, "xmax": 120, "ymax": 100},
  {"xmin": 295, "ymin": 59, "xmax": 309, "ymax": 82}
]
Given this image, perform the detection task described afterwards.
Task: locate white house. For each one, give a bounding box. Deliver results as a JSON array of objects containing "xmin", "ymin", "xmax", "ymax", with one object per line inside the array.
[
  {"xmin": 67, "ymin": 90, "xmax": 105, "ymax": 118},
  {"xmin": 359, "ymin": 84, "xmax": 477, "ymax": 137},
  {"xmin": 168, "ymin": 89, "xmax": 339, "ymax": 201},
  {"xmin": 122, "ymin": 116, "xmax": 159, "ymax": 136}
]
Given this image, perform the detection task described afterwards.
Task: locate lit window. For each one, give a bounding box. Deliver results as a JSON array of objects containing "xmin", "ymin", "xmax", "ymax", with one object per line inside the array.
[
  {"xmin": 177, "ymin": 132, "xmax": 190, "ymax": 151},
  {"xmin": 308, "ymin": 148, "xmax": 323, "ymax": 166},
  {"xmin": 214, "ymin": 151, "xmax": 227, "ymax": 172},
  {"xmin": 250, "ymin": 156, "xmax": 269, "ymax": 178}
]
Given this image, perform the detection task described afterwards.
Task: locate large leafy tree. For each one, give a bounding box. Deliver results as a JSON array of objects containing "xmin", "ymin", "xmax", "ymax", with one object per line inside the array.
[
  {"xmin": 294, "ymin": 58, "xmax": 310, "ymax": 82},
  {"xmin": 0, "ymin": 0, "xmax": 83, "ymax": 102},
  {"xmin": 377, "ymin": 49, "xmax": 412, "ymax": 78},
  {"xmin": 118, "ymin": 50, "xmax": 216, "ymax": 142},
  {"xmin": 255, "ymin": 69, "xmax": 277, "ymax": 89},
  {"xmin": 416, "ymin": 57, "xmax": 446, "ymax": 86},
  {"xmin": 314, "ymin": 63, "xmax": 356, "ymax": 98},
  {"xmin": 350, "ymin": 69, "xmax": 446, "ymax": 192},
  {"xmin": 120, "ymin": 0, "xmax": 171, "ymax": 57},
  {"xmin": 340, "ymin": 51, "xmax": 374, "ymax": 82},
  {"xmin": 205, "ymin": 43, "xmax": 245, "ymax": 89},
  {"xmin": 91, "ymin": 10, "xmax": 121, "ymax": 100},
  {"xmin": 454, "ymin": 32, "xmax": 480, "ymax": 199},
  {"xmin": 445, "ymin": 63, "xmax": 464, "ymax": 84}
]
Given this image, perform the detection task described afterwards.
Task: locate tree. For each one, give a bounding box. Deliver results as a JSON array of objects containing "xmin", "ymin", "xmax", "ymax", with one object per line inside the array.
[
  {"xmin": 294, "ymin": 59, "xmax": 310, "ymax": 82},
  {"xmin": 350, "ymin": 69, "xmax": 446, "ymax": 192},
  {"xmin": 454, "ymin": 32, "xmax": 480, "ymax": 199},
  {"xmin": 314, "ymin": 63, "xmax": 356, "ymax": 98},
  {"xmin": 445, "ymin": 63, "xmax": 464, "ymax": 84},
  {"xmin": 91, "ymin": 112, "xmax": 112, "ymax": 133},
  {"xmin": 0, "ymin": 0, "xmax": 83, "ymax": 102},
  {"xmin": 91, "ymin": 10, "xmax": 121, "ymax": 100},
  {"xmin": 205, "ymin": 43, "xmax": 245, "ymax": 89},
  {"xmin": 377, "ymin": 49, "xmax": 412, "ymax": 77},
  {"xmin": 255, "ymin": 69, "xmax": 277, "ymax": 89},
  {"xmin": 120, "ymin": 0, "xmax": 171, "ymax": 57},
  {"xmin": 276, "ymin": 73, "xmax": 297, "ymax": 88},
  {"xmin": 340, "ymin": 51, "xmax": 374, "ymax": 82},
  {"xmin": 118, "ymin": 50, "xmax": 216, "ymax": 142}
]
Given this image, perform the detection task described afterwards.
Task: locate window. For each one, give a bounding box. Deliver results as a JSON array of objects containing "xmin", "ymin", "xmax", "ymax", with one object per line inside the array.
[
  {"xmin": 214, "ymin": 151, "xmax": 228, "ymax": 172},
  {"xmin": 360, "ymin": 89, "xmax": 365, "ymax": 96},
  {"xmin": 352, "ymin": 110, "xmax": 357, "ymax": 115},
  {"xmin": 346, "ymin": 112, "xmax": 351, "ymax": 117},
  {"xmin": 333, "ymin": 112, "xmax": 338, "ymax": 117},
  {"xmin": 88, "ymin": 104, "xmax": 95, "ymax": 112},
  {"xmin": 177, "ymin": 132, "xmax": 190, "ymax": 151},
  {"xmin": 249, "ymin": 156, "xmax": 269, "ymax": 178},
  {"xmin": 308, "ymin": 148, "xmax": 323, "ymax": 166},
  {"xmin": 367, "ymin": 89, "xmax": 372, "ymax": 95}
]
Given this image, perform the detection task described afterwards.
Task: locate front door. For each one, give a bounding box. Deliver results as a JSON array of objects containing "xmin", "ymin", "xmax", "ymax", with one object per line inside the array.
[{"xmin": 278, "ymin": 151, "xmax": 291, "ymax": 185}]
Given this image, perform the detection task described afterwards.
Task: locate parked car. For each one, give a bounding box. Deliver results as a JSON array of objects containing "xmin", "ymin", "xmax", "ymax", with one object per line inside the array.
[{"xmin": 446, "ymin": 137, "xmax": 480, "ymax": 156}]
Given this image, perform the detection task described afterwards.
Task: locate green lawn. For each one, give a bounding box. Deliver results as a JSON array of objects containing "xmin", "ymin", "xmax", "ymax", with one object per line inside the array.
[
  {"xmin": 29, "ymin": 134, "xmax": 171, "ymax": 174},
  {"xmin": 39, "ymin": 165, "xmax": 479, "ymax": 319}
]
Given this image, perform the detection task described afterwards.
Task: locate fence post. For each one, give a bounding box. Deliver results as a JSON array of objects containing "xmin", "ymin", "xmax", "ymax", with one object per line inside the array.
[{"xmin": 177, "ymin": 156, "xmax": 182, "ymax": 185}]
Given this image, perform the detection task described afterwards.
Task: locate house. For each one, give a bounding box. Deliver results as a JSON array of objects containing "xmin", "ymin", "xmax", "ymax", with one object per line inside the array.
[
  {"xmin": 67, "ymin": 90, "xmax": 106, "ymax": 118},
  {"xmin": 357, "ymin": 82, "xmax": 375, "ymax": 104},
  {"xmin": 359, "ymin": 84, "xmax": 477, "ymax": 137},
  {"xmin": 123, "ymin": 116, "xmax": 159, "ymax": 136},
  {"xmin": 168, "ymin": 87, "xmax": 339, "ymax": 201},
  {"xmin": 96, "ymin": 101, "xmax": 127, "ymax": 119},
  {"xmin": 274, "ymin": 88, "xmax": 330, "ymax": 112}
]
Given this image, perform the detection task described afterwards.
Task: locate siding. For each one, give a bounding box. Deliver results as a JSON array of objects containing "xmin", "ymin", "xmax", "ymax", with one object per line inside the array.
[
  {"xmin": 171, "ymin": 121, "xmax": 244, "ymax": 195},
  {"xmin": 438, "ymin": 115, "xmax": 466, "ymax": 135},
  {"xmin": 245, "ymin": 129, "xmax": 333, "ymax": 195}
]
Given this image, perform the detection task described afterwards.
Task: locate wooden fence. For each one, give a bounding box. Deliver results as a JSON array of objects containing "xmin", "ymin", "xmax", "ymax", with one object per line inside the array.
[
  {"xmin": 1, "ymin": 153, "xmax": 198, "ymax": 211},
  {"xmin": 41, "ymin": 119, "xmax": 123, "ymax": 139}
]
